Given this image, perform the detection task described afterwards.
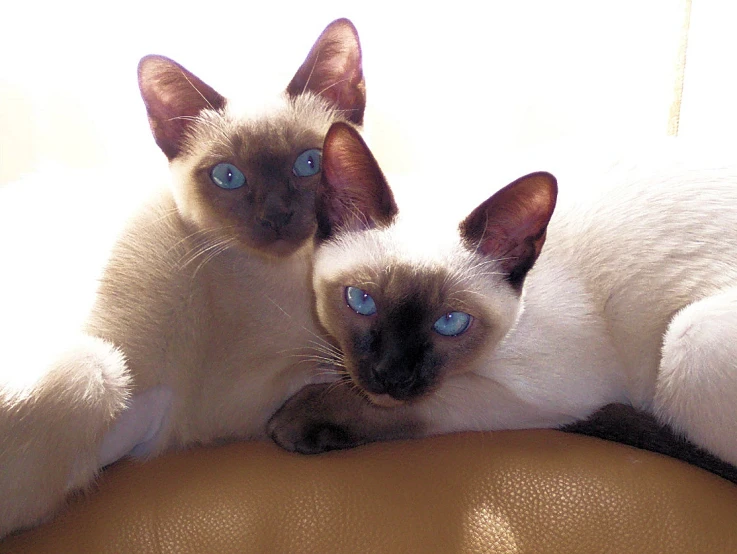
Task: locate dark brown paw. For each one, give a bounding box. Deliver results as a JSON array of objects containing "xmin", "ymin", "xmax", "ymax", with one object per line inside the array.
[
  {"xmin": 266, "ymin": 383, "xmax": 354, "ymax": 454},
  {"xmin": 269, "ymin": 418, "xmax": 360, "ymax": 455}
]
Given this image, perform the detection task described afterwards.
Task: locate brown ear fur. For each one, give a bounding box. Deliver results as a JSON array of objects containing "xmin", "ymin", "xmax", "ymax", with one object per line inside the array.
[
  {"xmin": 287, "ymin": 18, "xmax": 365, "ymax": 125},
  {"xmin": 316, "ymin": 122, "xmax": 397, "ymax": 240},
  {"xmin": 459, "ymin": 172, "xmax": 558, "ymax": 289},
  {"xmin": 138, "ymin": 55, "xmax": 226, "ymax": 160}
]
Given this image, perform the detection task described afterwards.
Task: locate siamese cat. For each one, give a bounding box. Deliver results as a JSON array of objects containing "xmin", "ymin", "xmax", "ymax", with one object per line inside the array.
[
  {"xmin": 268, "ymin": 122, "xmax": 737, "ymax": 478},
  {"xmin": 0, "ymin": 19, "xmax": 363, "ymax": 538}
]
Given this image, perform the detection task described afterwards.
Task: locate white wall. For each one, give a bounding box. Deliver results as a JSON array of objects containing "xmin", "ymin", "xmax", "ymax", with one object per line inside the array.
[
  {"xmin": 678, "ymin": 0, "xmax": 737, "ymax": 138},
  {"xmin": 1, "ymin": 0, "xmax": 698, "ymax": 188}
]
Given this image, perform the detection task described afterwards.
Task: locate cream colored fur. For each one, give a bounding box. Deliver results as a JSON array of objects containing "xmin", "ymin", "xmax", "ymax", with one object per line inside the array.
[
  {"xmin": 274, "ymin": 150, "xmax": 737, "ymax": 466},
  {"xmin": 0, "ymin": 103, "xmax": 334, "ymax": 538},
  {"xmin": 0, "ymin": 14, "xmax": 364, "ymax": 535}
]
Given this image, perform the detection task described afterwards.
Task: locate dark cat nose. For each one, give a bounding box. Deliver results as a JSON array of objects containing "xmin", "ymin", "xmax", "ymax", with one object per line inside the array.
[
  {"xmin": 368, "ymin": 363, "xmax": 418, "ymax": 399},
  {"xmin": 260, "ymin": 210, "xmax": 294, "ymax": 231}
]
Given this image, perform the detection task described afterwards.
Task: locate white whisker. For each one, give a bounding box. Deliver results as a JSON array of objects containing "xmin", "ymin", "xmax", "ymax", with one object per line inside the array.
[{"xmin": 315, "ymin": 77, "xmax": 350, "ymax": 99}]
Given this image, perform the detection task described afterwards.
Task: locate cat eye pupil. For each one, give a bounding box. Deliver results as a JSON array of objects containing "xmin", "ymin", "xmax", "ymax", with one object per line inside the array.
[
  {"xmin": 433, "ymin": 311, "xmax": 472, "ymax": 337},
  {"xmin": 293, "ymin": 148, "xmax": 322, "ymax": 177},
  {"xmin": 211, "ymin": 163, "xmax": 246, "ymax": 190},
  {"xmin": 345, "ymin": 286, "xmax": 377, "ymax": 316}
]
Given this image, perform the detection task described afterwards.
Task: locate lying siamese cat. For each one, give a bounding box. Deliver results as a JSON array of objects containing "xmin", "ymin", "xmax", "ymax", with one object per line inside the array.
[
  {"xmin": 0, "ymin": 19, "xmax": 365, "ymax": 538},
  {"xmin": 268, "ymin": 122, "xmax": 737, "ymax": 482}
]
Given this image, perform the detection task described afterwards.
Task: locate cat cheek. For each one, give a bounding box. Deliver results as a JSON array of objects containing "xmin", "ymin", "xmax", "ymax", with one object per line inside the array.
[{"xmin": 436, "ymin": 330, "xmax": 488, "ymax": 378}]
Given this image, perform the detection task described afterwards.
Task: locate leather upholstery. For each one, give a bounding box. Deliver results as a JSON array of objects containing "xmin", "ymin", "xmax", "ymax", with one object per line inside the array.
[{"xmin": 3, "ymin": 430, "xmax": 737, "ymax": 553}]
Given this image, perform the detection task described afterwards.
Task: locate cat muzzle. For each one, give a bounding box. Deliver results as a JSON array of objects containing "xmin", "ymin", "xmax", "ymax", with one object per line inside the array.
[
  {"xmin": 259, "ymin": 210, "xmax": 295, "ymax": 234},
  {"xmin": 359, "ymin": 363, "xmax": 427, "ymax": 403}
]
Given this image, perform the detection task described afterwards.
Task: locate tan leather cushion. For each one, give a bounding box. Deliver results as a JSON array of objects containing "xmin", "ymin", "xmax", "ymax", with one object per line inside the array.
[{"xmin": 3, "ymin": 430, "xmax": 737, "ymax": 553}]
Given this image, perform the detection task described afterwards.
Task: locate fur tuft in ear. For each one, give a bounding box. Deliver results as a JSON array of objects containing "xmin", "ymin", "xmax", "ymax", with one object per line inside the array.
[
  {"xmin": 287, "ymin": 18, "xmax": 365, "ymax": 125},
  {"xmin": 138, "ymin": 55, "xmax": 226, "ymax": 160},
  {"xmin": 316, "ymin": 122, "xmax": 397, "ymax": 241},
  {"xmin": 459, "ymin": 171, "xmax": 558, "ymax": 290}
]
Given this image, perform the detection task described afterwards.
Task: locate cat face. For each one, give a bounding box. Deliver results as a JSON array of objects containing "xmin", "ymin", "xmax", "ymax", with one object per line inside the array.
[
  {"xmin": 312, "ymin": 124, "xmax": 558, "ymax": 406},
  {"xmin": 166, "ymin": 101, "xmax": 332, "ymax": 257},
  {"xmin": 316, "ymin": 247, "xmax": 517, "ymax": 406},
  {"xmin": 137, "ymin": 18, "xmax": 365, "ymax": 258}
]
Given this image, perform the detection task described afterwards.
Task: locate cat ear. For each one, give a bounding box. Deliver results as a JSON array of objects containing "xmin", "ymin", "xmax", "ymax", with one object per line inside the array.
[
  {"xmin": 287, "ymin": 18, "xmax": 366, "ymax": 125},
  {"xmin": 316, "ymin": 122, "xmax": 397, "ymax": 241},
  {"xmin": 459, "ymin": 172, "xmax": 558, "ymax": 290},
  {"xmin": 138, "ymin": 55, "xmax": 226, "ymax": 160}
]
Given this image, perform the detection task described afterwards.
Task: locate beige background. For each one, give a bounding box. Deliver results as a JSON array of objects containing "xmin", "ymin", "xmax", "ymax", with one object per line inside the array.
[{"xmin": 4, "ymin": 0, "xmax": 731, "ymax": 190}]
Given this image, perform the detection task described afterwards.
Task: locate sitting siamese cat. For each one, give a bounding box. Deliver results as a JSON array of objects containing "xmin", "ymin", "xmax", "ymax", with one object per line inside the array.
[{"xmin": 0, "ymin": 19, "xmax": 365, "ymax": 538}]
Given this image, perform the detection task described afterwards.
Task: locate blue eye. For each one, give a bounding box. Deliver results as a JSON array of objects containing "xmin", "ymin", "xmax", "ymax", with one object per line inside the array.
[
  {"xmin": 211, "ymin": 163, "xmax": 246, "ymax": 189},
  {"xmin": 433, "ymin": 312, "xmax": 472, "ymax": 337},
  {"xmin": 345, "ymin": 286, "xmax": 377, "ymax": 316},
  {"xmin": 293, "ymin": 148, "xmax": 322, "ymax": 177}
]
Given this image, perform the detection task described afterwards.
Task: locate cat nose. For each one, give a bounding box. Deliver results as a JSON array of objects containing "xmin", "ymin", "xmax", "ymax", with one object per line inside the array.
[
  {"xmin": 260, "ymin": 210, "xmax": 294, "ymax": 231},
  {"xmin": 368, "ymin": 363, "xmax": 417, "ymax": 399}
]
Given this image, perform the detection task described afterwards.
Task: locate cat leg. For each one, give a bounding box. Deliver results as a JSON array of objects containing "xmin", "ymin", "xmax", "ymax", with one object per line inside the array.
[
  {"xmin": 653, "ymin": 287, "xmax": 737, "ymax": 467},
  {"xmin": 267, "ymin": 382, "xmax": 428, "ymax": 454},
  {"xmin": 0, "ymin": 335, "xmax": 130, "ymax": 538}
]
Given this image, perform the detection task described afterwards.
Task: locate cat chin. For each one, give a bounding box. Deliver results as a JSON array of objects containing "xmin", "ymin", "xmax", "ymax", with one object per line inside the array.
[{"xmin": 366, "ymin": 392, "xmax": 406, "ymax": 409}]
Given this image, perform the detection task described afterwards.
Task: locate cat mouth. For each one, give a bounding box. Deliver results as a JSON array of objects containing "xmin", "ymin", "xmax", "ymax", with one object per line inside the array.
[
  {"xmin": 243, "ymin": 229, "xmax": 310, "ymax": 258},
  {"xmin": 247, "ymin": 224, "xmax": 313, "ymax": 257}
]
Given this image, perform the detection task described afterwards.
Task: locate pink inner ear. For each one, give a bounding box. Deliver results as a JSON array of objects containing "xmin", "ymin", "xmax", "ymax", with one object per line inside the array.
[
  {"xmin": 316, "ymin": 123, "xmax": 396, "ymax": 240},
  {"xmin": 287, "ymin": 19, "xmax": 365, "ymax": 124},
  {"xmin": 460, "ymin": 172, "xmax": 557, "ymax": 288},
  {"xmin": 138, "ymin": 56, "xmax": 226, "ymax": 160}
]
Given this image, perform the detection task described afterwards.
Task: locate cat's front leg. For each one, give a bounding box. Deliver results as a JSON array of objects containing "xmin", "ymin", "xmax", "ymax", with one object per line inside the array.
[
  {"xmin": 653, "ymin": 286, "xmax": 737, "ymax": 468},
  {"xmin": 0, "ymin": 335, "xmax": 130, "ymax": 538},
  {"xmin": 267, "ymin": 383, "xmax": 428, "ymax": 454}
]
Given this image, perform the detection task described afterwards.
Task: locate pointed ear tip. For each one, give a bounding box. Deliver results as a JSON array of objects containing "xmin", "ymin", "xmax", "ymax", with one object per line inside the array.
[
  {"xmin": 541, "ymin": 171, "xmax": 558, "ymax": 186},
  {"xmin": 138, "ymin": 54, "xmax": 165, "ymax": 67},
  {"xmin": 326, "ymin": 121, "xmax": 360, "ymax": 144},
  {"xmin": 527, "ymin": 170, "xmax": 556, "ymax": 184},
  {"xmin": 137, "ymin": 55, "xmax": 175, "ymax": 79},
  {"xmin": 328, "ymin": 17, "xmax": 358, "ymax": 33},
  {"xmin": 330, "ymin": 17, "xmax": 356, "ymax": 28},
  {"xmin": 526, "ymin": 171, "xmax": 558, "ymax": 199},
  {"xmin": 137, "ymin": 55, "xmax": 153, "ymax": 74},
  {"xmin": 323, "ymin": 17, "xmax": 361, "ymax": 46}
]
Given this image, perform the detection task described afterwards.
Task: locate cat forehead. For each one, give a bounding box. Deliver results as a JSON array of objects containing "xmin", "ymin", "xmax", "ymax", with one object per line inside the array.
[
  {"xmin": 315, "ymin": 223, "xmax": 495, "ymax": 297},
  {"xmin": 184, "ymin": 92, "xmax": 338, "ymax": 161},
  {"xmin": 314, "ymin": 222, "xmax": 522, "ymax": 329},
  {"xmin": 354, "ymin": 214, "xmax": 465, "ymax": 266}
]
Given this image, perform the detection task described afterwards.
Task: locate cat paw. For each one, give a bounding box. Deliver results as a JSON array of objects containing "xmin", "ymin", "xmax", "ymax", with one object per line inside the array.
[
  {"xmin": 267, "ymin": 384, "xmax": 361, "ymax": 454},
  {"xmin": 269, "ymin": 418, "xmax": 358, "ymax": 455}
]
